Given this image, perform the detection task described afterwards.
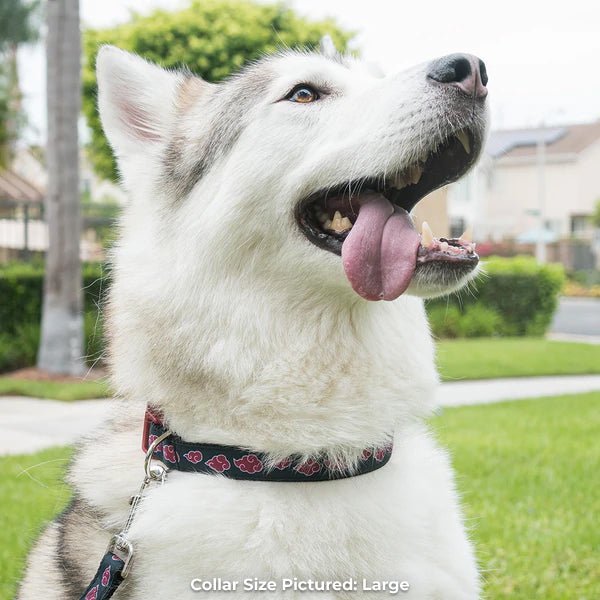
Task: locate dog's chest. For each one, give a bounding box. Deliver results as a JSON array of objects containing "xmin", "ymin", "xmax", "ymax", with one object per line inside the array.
[{"xmin": 101, "ymin": 427, "xmax": 476, "ymax": 599}]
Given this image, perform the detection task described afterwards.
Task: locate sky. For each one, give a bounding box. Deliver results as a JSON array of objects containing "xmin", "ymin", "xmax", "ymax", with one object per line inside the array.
[{"xmin": 17, "ymin": 0, "xmax": 600, "ymax": 143}]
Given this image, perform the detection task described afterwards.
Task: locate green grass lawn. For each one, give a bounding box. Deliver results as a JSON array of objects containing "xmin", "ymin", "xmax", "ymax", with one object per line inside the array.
[
  {"xmin": 432, "ymin": 392, "xmax": 600, "ymax": 599},
  {"xmin": 0, "ymin": 447, "xmax": 72, "ymax": 600},
  {"xmin": 2, "ymin": 338, "xmax": 599, "ymax": 401},
  {"xmin": 437, "ymin": 337, "xmax": 600, "ymax": 381},
  {"xmin": 0, "ymin": 377, "xmax": 111, "ymax": 401},
  {"xmin": 2, "ymin": 393, "xmax": 598, "ymax": 599}
]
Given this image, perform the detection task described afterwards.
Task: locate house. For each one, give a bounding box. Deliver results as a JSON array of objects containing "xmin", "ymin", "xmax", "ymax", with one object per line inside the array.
[
  {"xmin": 0, "ymin": 149, "xmax": 114, "ymax": 262},
  {"xmin": 0, "ymin": 167, "xmax": 45, "ymax": 261},
  {"xmin": 449, "ymin": 121, "xmax": 600, "ymax": 267}
]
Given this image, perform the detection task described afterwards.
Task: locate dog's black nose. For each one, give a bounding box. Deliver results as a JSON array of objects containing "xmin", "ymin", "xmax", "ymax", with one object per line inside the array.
[{"xmin": 427, "ymin": 54, "xmax": 488, "ymax": 98}]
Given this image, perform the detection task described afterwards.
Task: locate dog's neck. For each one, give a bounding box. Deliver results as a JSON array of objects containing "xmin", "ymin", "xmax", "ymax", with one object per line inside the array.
[{"xmin": 110, "ymin": 252, "xmax": 439, "ymax": 458}]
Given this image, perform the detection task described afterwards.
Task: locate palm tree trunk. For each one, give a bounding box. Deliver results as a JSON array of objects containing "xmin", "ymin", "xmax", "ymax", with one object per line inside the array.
[{"xmin": 38, "ymin": 0, "xmax": 84, "ymax": 375}]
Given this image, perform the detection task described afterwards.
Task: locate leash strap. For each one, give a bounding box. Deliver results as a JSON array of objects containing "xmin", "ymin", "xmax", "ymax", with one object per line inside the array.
[
  {"xmin": 78, "ymin": 553, "xmax": 125, "ymax": 600},
  {"xmin": 77, "ymin": 430, "xmax": 170, "ymax": 600},
  {"xmin": 143, "ymin": 408, "xmax": 393, "ymax": 481}
]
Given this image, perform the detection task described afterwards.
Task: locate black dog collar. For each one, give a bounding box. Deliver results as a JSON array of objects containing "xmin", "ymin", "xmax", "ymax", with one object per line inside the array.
[{"xmin": 142, "ymin": 406, "xmax": 393, "ymax": 482}]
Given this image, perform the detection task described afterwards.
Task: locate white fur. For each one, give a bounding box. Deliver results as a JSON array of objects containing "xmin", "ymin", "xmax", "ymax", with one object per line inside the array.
[{"xmin": 20, "ymin": 46, "xmax": 485, "ymax": 599}]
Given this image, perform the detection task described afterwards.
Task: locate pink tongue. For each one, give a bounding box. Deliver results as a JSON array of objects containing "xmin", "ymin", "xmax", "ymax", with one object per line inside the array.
[{"xmin": 342, "ymin": 194, "xmax": 420, "ymax": 301}]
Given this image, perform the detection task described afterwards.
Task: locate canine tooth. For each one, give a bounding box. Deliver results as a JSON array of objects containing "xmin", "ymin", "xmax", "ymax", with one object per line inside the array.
[
  {"xmin": 456, "ymin": 130, "xmax": 471, "ymax": 154},
  {"xmin": 459, "ymin": 224, "xmax": 473, "ymax": 243},
  {"xmin": 421, "ymin": 221, "xmax": 435, "ymax": 248},
  {"xmin": 340, "ymin": 217, "xmax": 353, "ymax": 231}
]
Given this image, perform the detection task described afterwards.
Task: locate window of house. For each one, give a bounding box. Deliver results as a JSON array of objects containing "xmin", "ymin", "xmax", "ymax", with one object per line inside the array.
[
  {"xmin": 570, "ymin": 215, "xmax": 590, "ymax": 236},
  {"xmin": 450, "ymin": 217, "xmax": 465, "ymax": 239}
]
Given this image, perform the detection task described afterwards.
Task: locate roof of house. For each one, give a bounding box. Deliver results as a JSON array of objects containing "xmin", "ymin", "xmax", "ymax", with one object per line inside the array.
[
  {"xmin": 0, "ymin": 169, "xmax": 44, "ymax": 204},
  {"xmin": 487, "ymin": 121, "xmax": 600, "ymax": 159}
]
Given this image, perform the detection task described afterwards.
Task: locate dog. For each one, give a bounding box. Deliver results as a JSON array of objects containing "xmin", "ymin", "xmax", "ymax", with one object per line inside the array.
[{"xmin": 19, "ymin": 43, "xmax": 488, "ymax": 599}]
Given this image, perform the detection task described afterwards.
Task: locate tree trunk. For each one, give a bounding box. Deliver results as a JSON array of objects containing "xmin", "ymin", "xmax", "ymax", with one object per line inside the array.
[{"xmin": 38, "ymin": 0, "xmax": 84, "ymax": 375}]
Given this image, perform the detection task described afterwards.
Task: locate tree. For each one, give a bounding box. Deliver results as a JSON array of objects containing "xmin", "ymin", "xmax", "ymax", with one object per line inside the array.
[
  {"xmin": 0, "ymin": 0, "xmax": 39, "ymax": 166},
  {"xmin": 82, "ymin": 0, "xmax": 353, "ymax": 181},
  {"xmin": 37, "ymin": 0, "xmax": 85, "ymax": 375},
  {"xmin": 0, "ymin": 0, "xmax": 39, "ymax": 44},
  {"xmin": 592, "ymin": 199, "xmax": 600, "ymax": 229}
]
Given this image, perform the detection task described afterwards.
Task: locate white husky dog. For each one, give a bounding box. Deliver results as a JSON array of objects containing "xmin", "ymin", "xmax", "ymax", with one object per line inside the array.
[{"xmin": 19, "ymin": 44, "xmax": 488, "ymax": 599}]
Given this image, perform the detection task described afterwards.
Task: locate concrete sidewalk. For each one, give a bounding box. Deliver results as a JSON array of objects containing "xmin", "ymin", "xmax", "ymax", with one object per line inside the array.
[
  {"xmin": 438, "ymin": 374, "xmax": 600, "ymax": 407},
  {"xmin": 2, "ymin": 374, "xmax": 600, "ymax": 455},
  {"xmin": 1, "ymin": 397, "xmax": 113, "ymax": 456}
]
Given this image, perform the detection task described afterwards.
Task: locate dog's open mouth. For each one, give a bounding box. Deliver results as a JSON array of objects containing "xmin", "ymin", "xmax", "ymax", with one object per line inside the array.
[{"xmin": 295, "ymin": 128, "xmax": 480, "ymax": 300}]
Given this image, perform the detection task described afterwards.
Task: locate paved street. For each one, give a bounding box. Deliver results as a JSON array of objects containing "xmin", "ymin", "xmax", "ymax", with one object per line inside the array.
[
  {"xmin": 2, "ymin": 374, "xmax": 600, "ymax": 455},
  {"xmin": 550, "ymin": 297, "xmax": 600, "ymax": 338}
]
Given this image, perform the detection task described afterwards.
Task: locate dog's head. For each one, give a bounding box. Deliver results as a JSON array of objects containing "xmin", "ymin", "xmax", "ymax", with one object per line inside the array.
[{"xmin": 97, "ymin": 46, "xmax": 488, "ymax": 303}]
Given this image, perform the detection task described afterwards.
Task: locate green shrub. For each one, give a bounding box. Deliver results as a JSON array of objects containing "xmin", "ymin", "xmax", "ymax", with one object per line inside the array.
[
  {"xmin": 429, "ymin": 304, "xmax": 502, "ymax": 338},
  {"xmin": 426, "ymin": 256, "xmax": 565, "ymax": 338},
  {"xmin": 0, "ymin": 262, "xmax": 110, "ymax": 372},
  {"xmin": 428, "ymin": 305, "xmax": 462, "ymax": 338},
  {"xmin": 0, "ymin": 262, "xmax": 108, "ymax": 336},
  {"xmin": 0, "ymin": 322, "xmax": 40, "ymax": 372},
  {"xmin": 456, "ymin": 305, "xmax": 501, "ymax": 338},
  {"xmin": 477, "ymin": 256, "xmax": 564, "ymax": 335}
]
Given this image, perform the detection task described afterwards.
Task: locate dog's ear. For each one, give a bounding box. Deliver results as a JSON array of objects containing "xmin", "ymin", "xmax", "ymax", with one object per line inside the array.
[
  {"xmin": 96, "ymin": 46, "xmax": 203, "ymax": 160},
  {"xmin": 319, "ymin": 35, "xmax": 338, "ymax": 59}
]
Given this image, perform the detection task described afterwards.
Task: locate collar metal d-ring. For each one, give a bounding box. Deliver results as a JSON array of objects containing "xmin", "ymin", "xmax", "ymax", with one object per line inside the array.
[{"xmin": 143, "ymin": 428, "xmax": 173, "ymax": 481}]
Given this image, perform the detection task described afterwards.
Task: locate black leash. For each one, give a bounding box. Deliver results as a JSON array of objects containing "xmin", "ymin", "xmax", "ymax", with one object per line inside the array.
[{"xmin": 78, "ymin": 553, "xmax": 125, "ymax": 600}]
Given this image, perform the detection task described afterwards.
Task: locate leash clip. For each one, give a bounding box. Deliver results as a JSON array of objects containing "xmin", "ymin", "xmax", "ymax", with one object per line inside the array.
[
  {"xmin": 106, "ymin": 429, "xmax": 173, "ymax": 577},
  {"xmin": 106, "ymin": 533, "xmax": 135, "ymax": 578}
]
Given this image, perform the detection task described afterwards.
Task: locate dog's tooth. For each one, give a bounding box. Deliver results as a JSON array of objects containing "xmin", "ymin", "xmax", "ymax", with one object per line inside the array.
[
  {"xmin": 459, "ymin": 224, "xmax": 473, "ymax": 243},
  {"xmin": 330, "ymin": 211, "xmax": 344, "ymax": 231},
  {"xmin": 421, "ymin": 221, "xmax": 435, "ymax": 248},
  {"xmin": 456, "ymin": 130, "xmax": 471, "ymax": 154},
  {"xmin": 323, "ymin": 219, "xmax": 333, "ymax": 230},
  {"xmin": 340, "ymin": 217, "xmax": 353, "ymax": 231},
  {"xmin": 439, "ymin": 241, "xmax": 449, "ymax": 252}
]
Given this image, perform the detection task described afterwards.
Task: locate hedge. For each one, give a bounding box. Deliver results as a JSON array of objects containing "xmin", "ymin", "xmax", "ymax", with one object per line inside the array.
[
  {"xmin": 426, "ymin": 256, "xmax": 565, "ymax": 338},
  {"xmin": 0, "ymin": 261, "xmax": 108, "ymax": 333},
  {"xmin": 0, "ymin": 262, "xmax": 109, "ymax": 372}
]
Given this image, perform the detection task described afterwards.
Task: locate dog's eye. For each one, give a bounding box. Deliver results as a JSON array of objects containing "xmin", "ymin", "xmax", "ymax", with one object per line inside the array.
[{"xmin": 286, "ymin": 85, "xmax": 319, "ymax": 103}]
